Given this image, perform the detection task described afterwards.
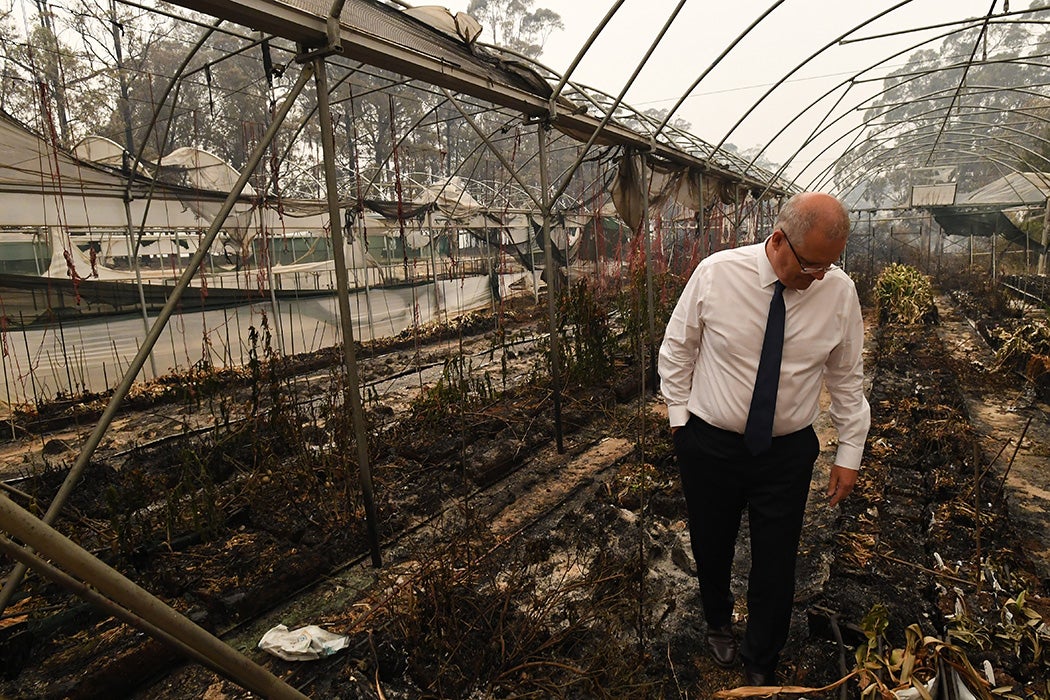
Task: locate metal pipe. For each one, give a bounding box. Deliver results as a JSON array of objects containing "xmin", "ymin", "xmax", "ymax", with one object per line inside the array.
[
  {"xmin": 748, "ymin": 10, "xmax": 1005, "ymax": 191},
  {"xmin": 841, "ymin": 4, "xmax": 1050, "ymax": 44},
  {"xmin": 441, "ymin": 89, "xmax": 543, "ymax": 211},
  {"xmin": 746, "ymin": 20, "xmax": 981, "ymax": 190},
  {"xmin": 122, "ymin": 196, "xmax": 157, "ymax": 379},
  {"xmin": 1040, "ymin": 197, "xmax": 1050, "ymax": 275},
  {"xmin": 538, "ymin": 124, "xmax": 564, "ymax": 454},
  {"xmin": 314, "ymin": 56, "xmax": 382, "ymax": 567},
  {"xmin": 643, "ymin": 155, "xmax": 656, "ymax": 392},
  {"xmin": 655, "ymin": 0, "xmax": 788, "ymax": 140},
  {"xmin": 0, "ymin": 534, "xmax": 221, "ymax": 675},
  {"xmin": 117, "ymin": 21, "xmax": 221, "ymax": 381},
  {"xmin": 714, "ymin": 0, "xmax": 918, "ymax": 154},
  {"xmin": 0, "ymin": 499, "xmax": 308, "ymax": 700},
  {"xmin": 828, "ymin": 125, "xmax": 1050, "ymax": 192},
  {"xmin": 794, "ymin": 73, "xmax": 1050, "ymax": 192},
  {"xmin": 549, "ymin": 0, "xmax": 690, "ymax": 205},
  {"xmin": 550, "ymin": 0, "xmax": 628, "ymax": 102},
  {"xmin": 824, "ymin": 138, "xmax": 1032, "ymax": 199},
  {"xmin": 0, "ymin": 63, "xmax": 316, "ymax": 616},
  {"xmin": 922, "ymin": 2, "xmax": 1000, "ymax": 166}
]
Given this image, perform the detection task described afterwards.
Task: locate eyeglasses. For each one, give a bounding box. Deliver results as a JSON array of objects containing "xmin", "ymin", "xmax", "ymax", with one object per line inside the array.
[{"xmin": 779, "ymin": 228, "xmax": 837, "ymax": 275}]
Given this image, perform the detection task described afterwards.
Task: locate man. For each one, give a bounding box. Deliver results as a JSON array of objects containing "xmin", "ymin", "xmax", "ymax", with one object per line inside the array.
[{"xmin": 658, "ymin": 192, "xmax": 870, "ymax": 686}]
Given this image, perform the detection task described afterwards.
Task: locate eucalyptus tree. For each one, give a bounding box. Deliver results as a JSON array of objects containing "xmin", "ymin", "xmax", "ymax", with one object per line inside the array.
[
  {"xmin": 0, "ymin": 1, "xmax": 93, "ymax": 145},
  {"xmin": 65, "ymin": 0, "xmax": 170, "ymax": 158},
  {"xmin": 0, "ymin": 8, "xmax": 37, "ymax": 120},
  {"xmin": 466, "ymin": 0, "xmax": 563, "ymax": 60},
  {"xmin": 837, "ymin": 8, "xmax": 1050, "ymax": 205}
]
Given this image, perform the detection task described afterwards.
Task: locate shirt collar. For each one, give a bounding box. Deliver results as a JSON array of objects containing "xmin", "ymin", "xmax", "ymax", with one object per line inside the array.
[{"xmin": 757, "ymin": 237, "xmax": 781, "ymax": 289}]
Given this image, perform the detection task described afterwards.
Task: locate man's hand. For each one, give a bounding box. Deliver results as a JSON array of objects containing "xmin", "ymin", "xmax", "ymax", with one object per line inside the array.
[{"xmin": 826, "ymin": 465, "xmax": 859, "ymax": 507}]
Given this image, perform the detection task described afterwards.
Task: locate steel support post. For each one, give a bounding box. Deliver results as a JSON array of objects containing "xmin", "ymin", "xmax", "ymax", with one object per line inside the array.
[
  {"xmin": 642, "ymin": 154, "xmax": 657, "ymax": 393},
  {"xmin": 538, "ymin": 124, "xmax": 564, "ymax": 454},
  {"xmin": 313, "ymin": 56, "xmax": 382, "ymax": 567},
  {"xmin": 1040, "ymin": 197, "xmax": 1050, "ymax": 276}
]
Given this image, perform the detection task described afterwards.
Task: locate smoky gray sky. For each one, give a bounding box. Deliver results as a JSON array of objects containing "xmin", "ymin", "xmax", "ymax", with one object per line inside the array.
[{"xmin": 441, "ymin": 0, "xmax": 1025, "ymax": 186}]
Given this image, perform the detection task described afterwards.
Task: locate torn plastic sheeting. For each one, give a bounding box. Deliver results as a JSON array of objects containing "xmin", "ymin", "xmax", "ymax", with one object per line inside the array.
[
  {"xmin": 258, "ymin": 624, "xmax": 349, "ymax": 661},
  {"xmin": 892, "ymin": 668, "xmax": 980, "ymax": 700}
]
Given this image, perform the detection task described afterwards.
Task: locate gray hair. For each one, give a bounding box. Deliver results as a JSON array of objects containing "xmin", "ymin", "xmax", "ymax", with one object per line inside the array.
[{"xmin": 774, "ymin": 192, "xmax": 850, "ymax": 243}]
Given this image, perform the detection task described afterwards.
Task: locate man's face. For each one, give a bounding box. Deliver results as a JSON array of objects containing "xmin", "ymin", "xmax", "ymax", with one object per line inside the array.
[{"xmin": 771, "ymin": 227, "xmax": 846, "ymax": 290}]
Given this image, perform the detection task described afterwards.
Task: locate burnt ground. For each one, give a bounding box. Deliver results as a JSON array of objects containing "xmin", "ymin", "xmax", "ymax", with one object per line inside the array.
[{"xmin": 0, "ymin": 284, "xmax": 1048, "ymax": 699}]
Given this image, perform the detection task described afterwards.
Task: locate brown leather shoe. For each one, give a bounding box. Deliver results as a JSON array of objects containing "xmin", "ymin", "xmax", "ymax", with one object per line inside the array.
[{"xmin": 705, "ymin": 624, "xmax": 739, "ymax": 667}]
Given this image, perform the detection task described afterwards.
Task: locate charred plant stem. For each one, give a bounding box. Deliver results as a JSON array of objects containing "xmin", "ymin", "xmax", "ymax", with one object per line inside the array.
[
  {"xmin": 876, "ymin": 551, "xmax": 978, "ymax": 587},
  {"xmin": 993, "ymin": 415, "xmax": 1032, "ymax": 504}
]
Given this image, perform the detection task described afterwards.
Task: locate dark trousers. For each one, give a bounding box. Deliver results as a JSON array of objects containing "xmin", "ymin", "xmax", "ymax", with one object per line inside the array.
[{"xmin": 673, "ymin": 414, "xmax": 819, "ymax": 672}]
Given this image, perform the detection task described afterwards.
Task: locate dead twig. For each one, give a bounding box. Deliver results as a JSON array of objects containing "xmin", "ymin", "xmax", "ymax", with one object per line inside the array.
[
  {"xmin": 876, "ymin": 551, "xmax": 979, "ymax": 588},
  {"xmin": 964, "ymin": 438, "xmax": 1010, "ymax": 500}
]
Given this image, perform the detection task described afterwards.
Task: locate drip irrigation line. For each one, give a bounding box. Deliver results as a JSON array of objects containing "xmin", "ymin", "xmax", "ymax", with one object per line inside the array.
[
  {"xmin": 876, "ymin": 550, "xmax": 979, "ymax": 588},
  {"xmin": 965, "ymin": 438, "xmax": 1011, "ymax": 500}
]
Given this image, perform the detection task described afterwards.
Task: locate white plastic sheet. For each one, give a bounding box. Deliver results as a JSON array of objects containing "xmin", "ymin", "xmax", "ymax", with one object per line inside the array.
[{"xmin": 257, "ymin": 624, "xmax": 349, "ymax": 661}]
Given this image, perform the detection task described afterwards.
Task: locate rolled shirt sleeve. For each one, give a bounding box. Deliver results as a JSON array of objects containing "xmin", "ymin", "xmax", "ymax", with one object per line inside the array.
[
  {"xmin": 658, "ymin": 271, "xmax": 705, "ymax": 429},
  {"xmin": 824, "ymin": 288, "xmax": 870, "ymax": 470}
]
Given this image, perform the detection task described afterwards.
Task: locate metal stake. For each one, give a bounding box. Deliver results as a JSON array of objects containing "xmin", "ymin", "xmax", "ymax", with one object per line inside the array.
[{"xmin": 314, "ymin": 56, "xmax": 382, "ymax": 567}]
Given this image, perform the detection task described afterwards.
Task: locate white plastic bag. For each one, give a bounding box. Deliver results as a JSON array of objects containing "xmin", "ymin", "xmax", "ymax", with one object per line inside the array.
[{"xmin": 257, "ymin": 624, "xmax": 349, "ymax": 661}]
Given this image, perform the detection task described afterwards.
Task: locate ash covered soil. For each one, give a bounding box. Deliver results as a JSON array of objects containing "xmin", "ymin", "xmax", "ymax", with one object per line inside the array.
[{"xmin": 1, "ymin": 293, "xmax": 1048, "ymax": 699}]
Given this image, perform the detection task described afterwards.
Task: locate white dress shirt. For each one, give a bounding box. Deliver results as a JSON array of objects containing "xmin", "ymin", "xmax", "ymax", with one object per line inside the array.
[{"xmin": 658, "ymin": 241, "xmax": 870, "ymax": 470}]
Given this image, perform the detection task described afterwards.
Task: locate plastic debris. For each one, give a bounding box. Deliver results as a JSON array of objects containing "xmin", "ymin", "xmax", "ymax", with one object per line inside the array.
[{"xmin": 258, "ymin": 624, "xmax": 349, "ymax": 661}]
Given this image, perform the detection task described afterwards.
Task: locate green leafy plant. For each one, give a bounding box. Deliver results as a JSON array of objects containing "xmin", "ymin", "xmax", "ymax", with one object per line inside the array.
[
  {"xmin": 855, "ymin": 604, "xmax": 992, "ymax": 699},
  {"xmin": 875, "ymin": 263, "xmax": 937, "ymax": 325},
  {"xmin": 996, "ymin": 591, "xmax": 1050, "ymax": 668}
]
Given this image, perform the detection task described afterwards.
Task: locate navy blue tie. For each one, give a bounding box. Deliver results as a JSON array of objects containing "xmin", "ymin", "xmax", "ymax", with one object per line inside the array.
[{"xmin": 744, "ymin": 280, "xmax": 785, "ymax": 455}]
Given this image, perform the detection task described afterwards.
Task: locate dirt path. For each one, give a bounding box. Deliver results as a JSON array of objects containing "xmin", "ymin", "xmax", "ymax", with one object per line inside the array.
[{"xmin": 936, "ymin": 295, "xmax": 1050, "ymax": 584}]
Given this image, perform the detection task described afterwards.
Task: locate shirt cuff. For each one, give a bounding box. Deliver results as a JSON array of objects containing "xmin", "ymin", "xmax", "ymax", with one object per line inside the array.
[
  {"xmin": 667, "ymin": 405, "xmax": 691, "ymax": 428},
  {"xmin": 833, "ymin": 443, "xmax": 864, "ymax": 471}
]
